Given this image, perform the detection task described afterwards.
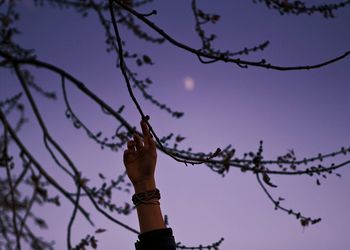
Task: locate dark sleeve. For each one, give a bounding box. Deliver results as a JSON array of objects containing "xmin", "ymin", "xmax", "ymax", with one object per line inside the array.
[{"xmin": 135, "ymin": 228, "xmax": 176, "ymax": 250}]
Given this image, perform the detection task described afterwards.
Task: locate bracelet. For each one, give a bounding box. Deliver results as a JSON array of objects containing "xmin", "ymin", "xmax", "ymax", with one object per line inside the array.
[{"xmin": 132, "ymin": 188, "xmax": 161, "ymax": 206}]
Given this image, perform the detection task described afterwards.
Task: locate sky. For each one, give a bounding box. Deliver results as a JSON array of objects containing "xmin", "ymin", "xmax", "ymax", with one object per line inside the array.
[{"xmin": 1, "ymin": 0, "xmax": 350, "ymax": 249}]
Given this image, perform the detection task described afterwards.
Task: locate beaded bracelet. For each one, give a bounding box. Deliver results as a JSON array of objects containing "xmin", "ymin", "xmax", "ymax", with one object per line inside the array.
[{"xmin": 132, "ymin": 188, "xmax": 161, "ymax": 206}]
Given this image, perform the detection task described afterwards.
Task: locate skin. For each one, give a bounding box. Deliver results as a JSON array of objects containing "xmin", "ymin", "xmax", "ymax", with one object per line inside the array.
[{"xmin": 123, "ymin": 120, "xmax": 165, "ymax": 233}]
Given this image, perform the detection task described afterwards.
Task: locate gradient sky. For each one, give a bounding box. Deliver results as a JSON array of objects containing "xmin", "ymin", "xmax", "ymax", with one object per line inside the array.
[{"xmin": 1, "ymin": 1, "xmax": 350, "ymax": 249}]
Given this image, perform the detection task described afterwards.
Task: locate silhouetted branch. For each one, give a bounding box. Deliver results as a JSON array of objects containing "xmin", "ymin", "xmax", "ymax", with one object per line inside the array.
[
  {"xmin": 18, "ymin": 174, "xmax": 38, "ymax": 243},
  {"xmin": 176, "ymin": 237, "xmax": 224, "ymax": 250},
  {"xmin": 67, "ymin": 181, "xmax": 81, "ymax": 250},
  {"xmin": 254, "ymin": 0, "xmax": 350, "ymax": 18},
  {"xmin": 192, "ymin": 0, "xmax": 270, "ymax": 61},
  {"xmin": 88, "ymin": 0, "xmax": 183, "ymax": 118},
  {"xmin": 3, "ymin": 125, "xmax": 21, "ymax": 249},
  {"xmin": 113, "ymin": 0, "xmax": 350, "ymax": 71},
  {"xmin": 0, "ymin": 109, "xmax": 93, "ymax": 226},
  {"xmin": 109, "ymin": 0, "xmax": 222, "ymax": 166},
  {"xmin": 1, "ymin": 50, "xmax": 348, "ymax": 179},
  {"xmin": 14, "ymin": 63, "xmax": 140, "ymax": 235},
  {"xmin": 256, "ymin": 173, "xmax": 321, "ymax": 227}
]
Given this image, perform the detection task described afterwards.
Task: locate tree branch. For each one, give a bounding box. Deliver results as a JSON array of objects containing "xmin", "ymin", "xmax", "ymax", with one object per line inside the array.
[{"xmin": 113, "ymin": 0, "xmax": 350, "ymax": 71}]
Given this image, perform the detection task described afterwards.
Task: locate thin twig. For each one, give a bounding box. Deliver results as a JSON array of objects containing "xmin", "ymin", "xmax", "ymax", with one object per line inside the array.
[
  {"xmin": 67, "ymin": 181, "xmax": 81, "ymax": 250},
  {"xmin": 3, "ymin": 123, "xmax": 21, "ymax": 249}
]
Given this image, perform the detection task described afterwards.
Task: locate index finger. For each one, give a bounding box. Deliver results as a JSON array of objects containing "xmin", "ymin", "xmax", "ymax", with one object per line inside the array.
[
  {"xmin": 140, "ymin": 120, "xmax": 150, "ymax": 139},
  {"xmin": 141, "ymin": 120, "xmax": 156, "ymax": 150}
]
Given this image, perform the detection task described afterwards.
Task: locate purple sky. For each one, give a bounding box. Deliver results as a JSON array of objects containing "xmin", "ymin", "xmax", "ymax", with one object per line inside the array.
[{"xmin": 1, "ymin": 1, "xmax": 350, "ymax": 249}]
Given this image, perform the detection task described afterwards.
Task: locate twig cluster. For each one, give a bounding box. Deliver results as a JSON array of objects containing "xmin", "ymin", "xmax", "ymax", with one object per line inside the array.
[{"xmin": 253, "ymin": 0, "xmax": 350, "ymax": 18}]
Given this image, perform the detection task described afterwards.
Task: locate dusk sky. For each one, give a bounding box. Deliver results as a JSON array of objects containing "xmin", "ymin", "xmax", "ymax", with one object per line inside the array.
[{"xmin": 1, "ymin": 1, "xmax": 350, "ymax": 249}]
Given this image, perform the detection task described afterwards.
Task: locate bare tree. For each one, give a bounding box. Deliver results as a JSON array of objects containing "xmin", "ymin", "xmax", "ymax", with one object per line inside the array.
[{"xmin": 1, "ymin": 0, "xmax": 350, "ymax": 249}]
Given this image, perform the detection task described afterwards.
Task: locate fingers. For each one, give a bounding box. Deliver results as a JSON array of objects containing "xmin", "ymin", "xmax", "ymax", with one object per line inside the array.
[
  {"xmin": 140, "ymin": 120, "xmax": 155, "ymax": 149},
  {"xmin": 126, "ymin": 132, "xmax": 145, "ymax": 152},
  {"xmin": 140, "ymin": 120, "xmax": 150, "ymax": 147},
  {"xmin": 126, "ymin": 120, "xmax": 154, "ymax": 152},
  {"xmin": 127, "ymin": 140, "xmax": 135, "ymax": 150},
  {"xmin": 133, "ymin": 133, "xmax": 143, "ymax": 150},
  {"xmin": 123, "ymin": 148, "xmax": 133, "ymax": 164},
  {"xmin": 141, "ymin": 120, "xmax": 150, "ymax": 138},
  {"xmin": 124, "ymin": 141, "xmax": 135, "ymax": 164}
]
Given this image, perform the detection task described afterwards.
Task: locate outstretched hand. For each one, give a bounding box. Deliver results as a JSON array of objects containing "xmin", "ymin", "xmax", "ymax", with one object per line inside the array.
[{"xmin": 123, "ymin": 120, "xmax": 157, "ymax": 193}]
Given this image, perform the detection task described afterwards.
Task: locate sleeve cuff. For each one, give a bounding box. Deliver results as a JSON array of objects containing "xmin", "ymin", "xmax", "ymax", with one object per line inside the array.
[{"xmin": 135, "ymin": 228, "xmax": 176, "ymax": 250}]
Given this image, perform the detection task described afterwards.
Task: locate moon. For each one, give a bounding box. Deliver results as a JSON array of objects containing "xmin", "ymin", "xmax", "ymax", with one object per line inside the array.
[{"xmin": 184, "ymin": 76, "xmax": 195, "ymax": 91}]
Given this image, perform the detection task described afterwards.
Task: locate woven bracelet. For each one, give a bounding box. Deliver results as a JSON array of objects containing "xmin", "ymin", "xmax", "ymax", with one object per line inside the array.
[{"xmin": 132, "ymin": 188, "xmax": 161, "ymax": 206}]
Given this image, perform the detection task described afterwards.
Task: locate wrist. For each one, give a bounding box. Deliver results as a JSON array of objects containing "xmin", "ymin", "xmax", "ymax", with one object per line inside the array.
[{"xmin": 133, "ymin": 178, "xmax": 156, "ymax": 193}]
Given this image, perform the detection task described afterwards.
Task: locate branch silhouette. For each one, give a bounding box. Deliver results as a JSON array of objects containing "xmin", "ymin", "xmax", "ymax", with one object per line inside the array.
[{"xmin": 113, "ymin": 0, "xmax": 350, "ymax": 71}]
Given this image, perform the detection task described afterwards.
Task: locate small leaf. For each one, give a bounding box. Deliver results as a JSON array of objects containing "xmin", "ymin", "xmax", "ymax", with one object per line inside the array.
[
  {"xmin": 95, "ymin": 228, "xmax": 107, "ymax": 234},
  {"xmin": 117, "ymin": 105, "xmax": 125, "ymax": 114},
  {"xmin": 90, "ymin": 236, "xmax": 97, "ymax": 249},
  {"xmin": 175, "ymin": 135, "xmax": 186, "ymax": 143},
  {"xmin": 35, "ymin": 218, "xmax": 48, "ymax": 229},
  {"xmin": 143, "ymin": 55, "xmax": 152, "ymax": 64},
  {"xmin": 145, "ymin": 78, "xmax": 152, "ymax": 84},
  {"xmin": 211, "ymin": 14, "xmax": 220, "ymax": 23},
  {"xmin": 79, "ymin": 178, "xmax": 90, "ymax": 187},
  {"xmin": 136, "ymin": 58, "xmax": 142, "ymax": 66},
  {"xmin": 262, "ymin": 173, "xmax": 278, "ymax": 188},
  {"xmin": 300, "ymin": 219, "xmax": 309, "ymax": 227}
]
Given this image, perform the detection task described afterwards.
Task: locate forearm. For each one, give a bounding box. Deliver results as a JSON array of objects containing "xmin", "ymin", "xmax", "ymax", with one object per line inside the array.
[
  {"xmin": 133, "ymin": 179, "xmax": 176, "ymax": 250},
  {"xmin": 134, "ymin": 179, "xmax": 165, "ymax": 233}
]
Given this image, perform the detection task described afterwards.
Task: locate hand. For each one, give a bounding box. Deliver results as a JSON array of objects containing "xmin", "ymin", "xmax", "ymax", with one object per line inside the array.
[{"xmin": 123, "ymin": 120, "xmax": 157, "ymax": 193}]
